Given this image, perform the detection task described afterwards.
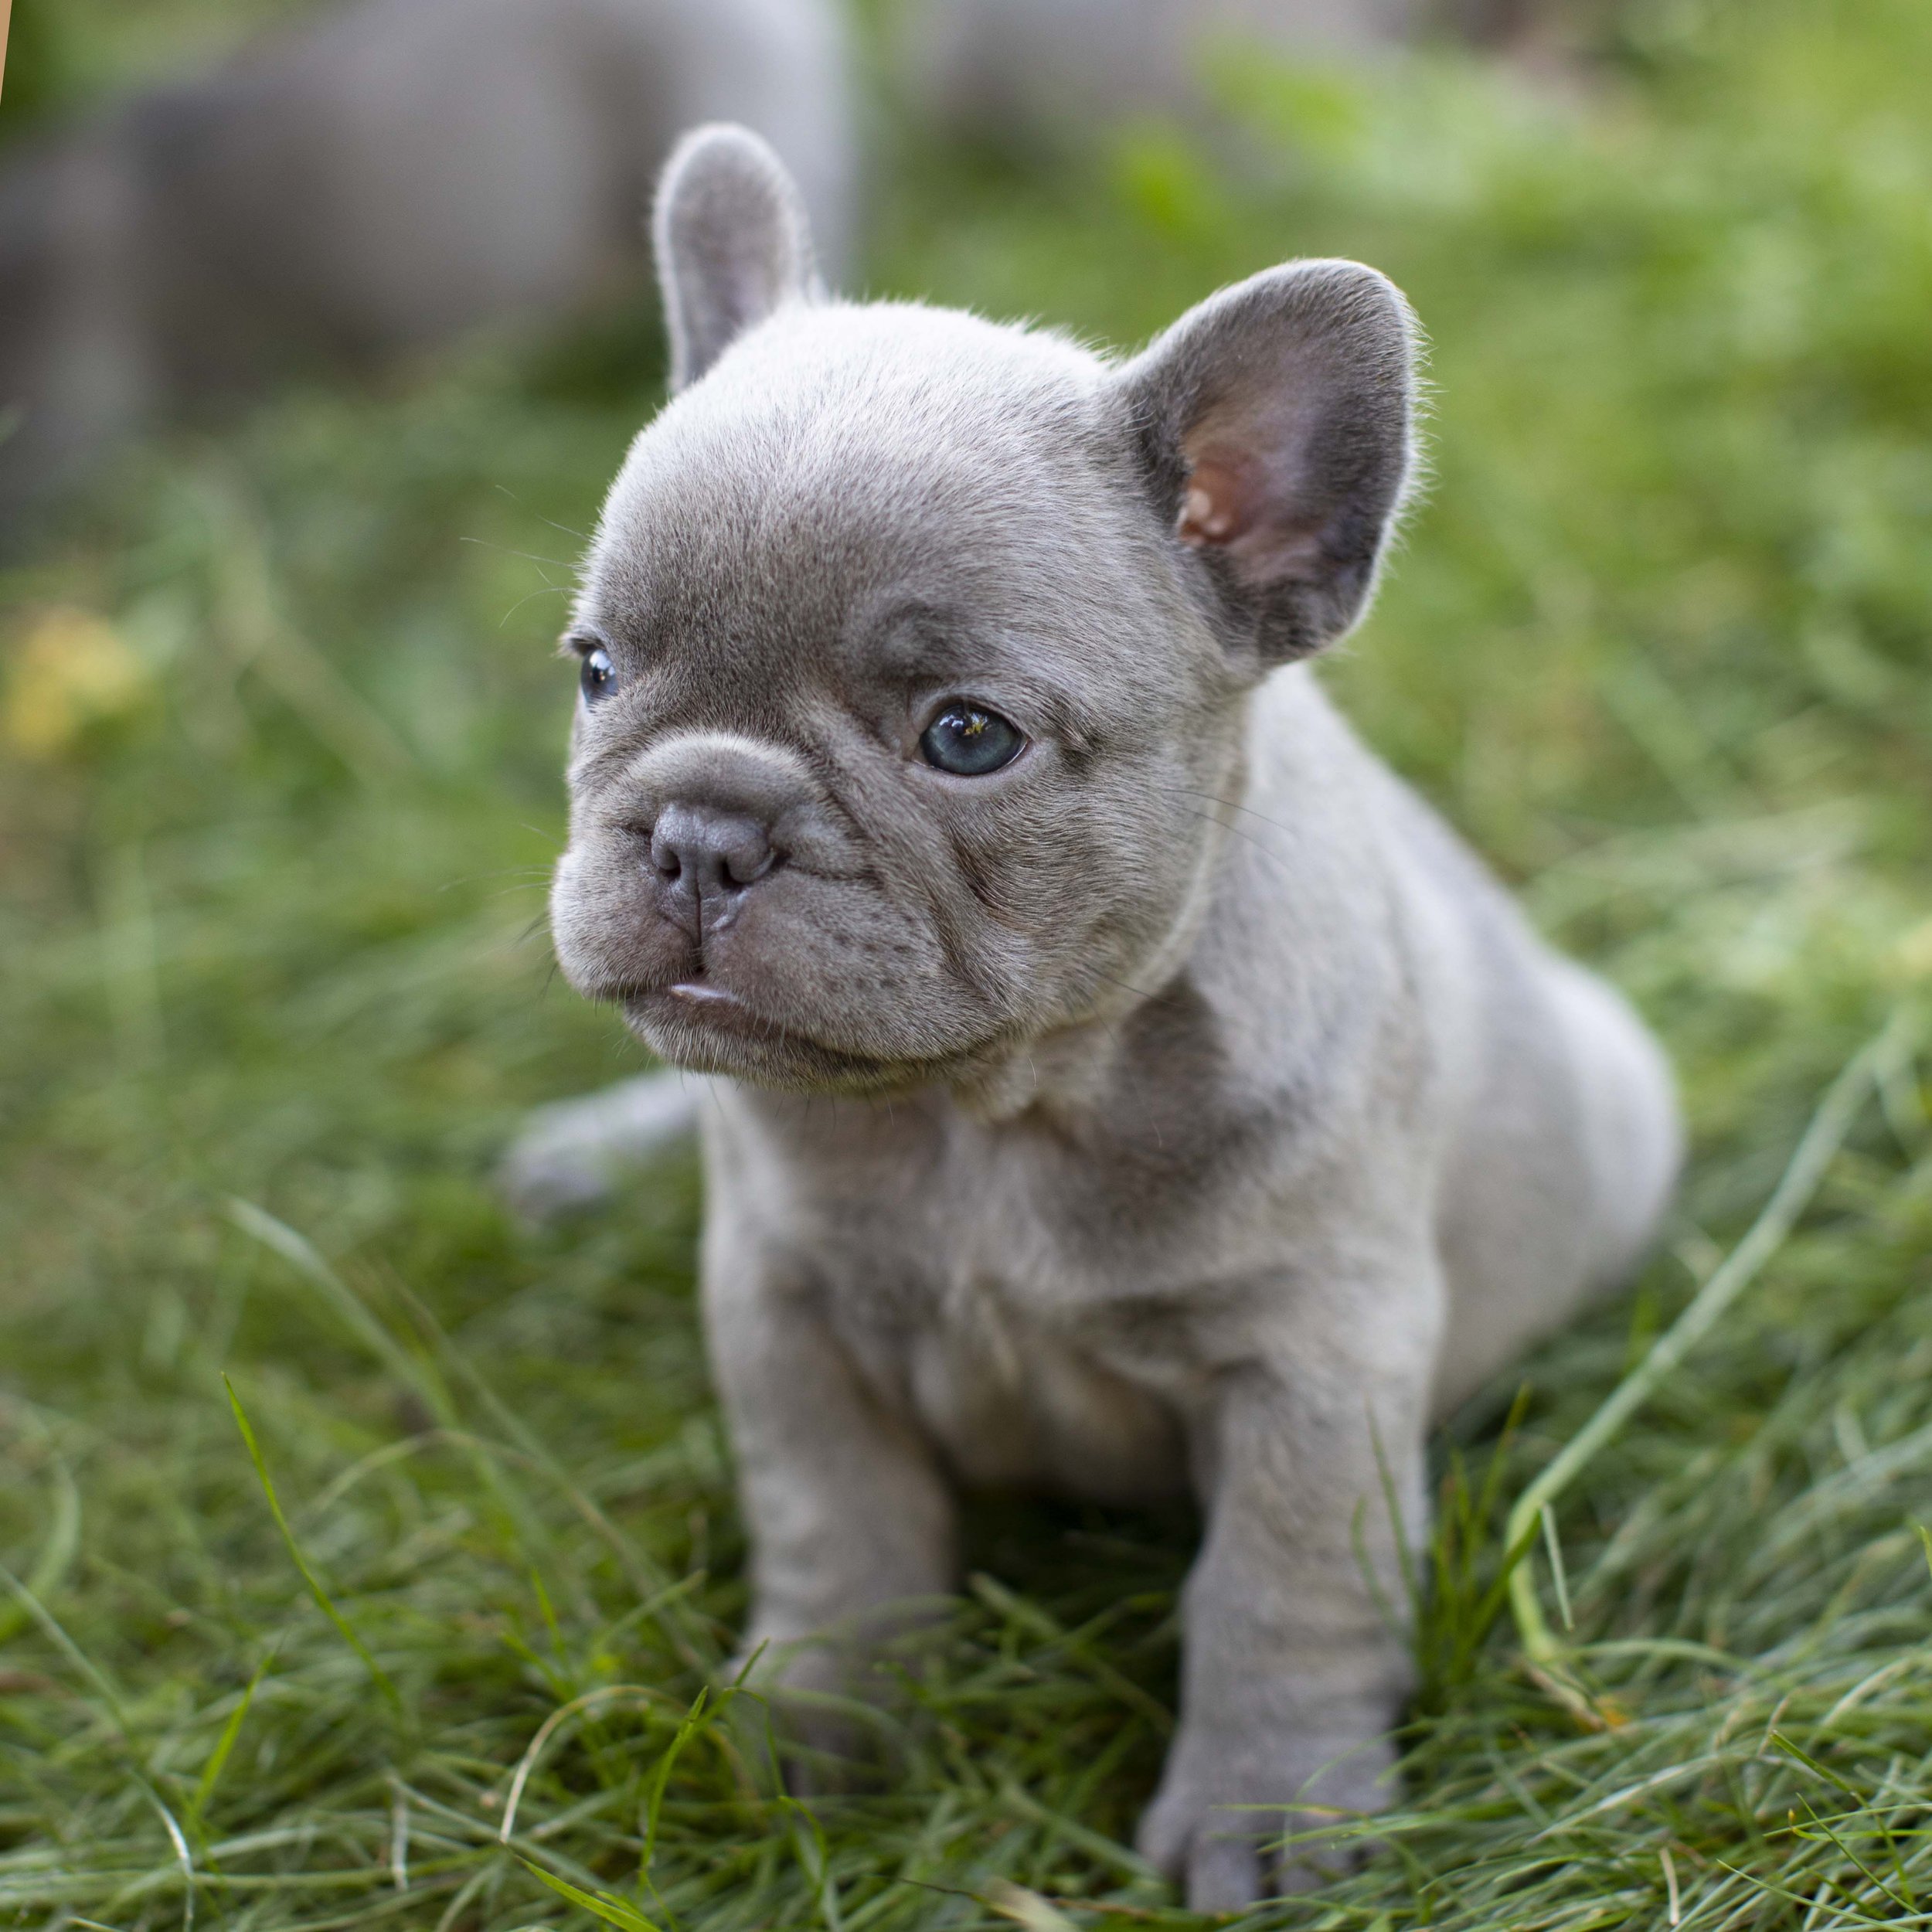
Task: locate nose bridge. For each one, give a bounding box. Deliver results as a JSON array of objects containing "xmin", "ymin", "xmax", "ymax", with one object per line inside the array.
[{"xmin": 623, "ymin": 730, "xmax": 817, "ymax": 825}]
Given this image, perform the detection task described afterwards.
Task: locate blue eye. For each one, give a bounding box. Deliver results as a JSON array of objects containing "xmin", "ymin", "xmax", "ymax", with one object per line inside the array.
[
  {"xmin": 919, "ymin": 705, "xmax": 1025, "ymax": 777},
  {"xmin": 579, "ymin": 645, "xmax": 617, "ymax": 704}
]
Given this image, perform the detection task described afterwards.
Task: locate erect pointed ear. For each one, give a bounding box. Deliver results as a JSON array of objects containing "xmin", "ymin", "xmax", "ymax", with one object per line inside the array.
[
  {"xmin": 652, "ymin": 124, "xmax": 821, "ymax": 393},
  {"xmin": 1115, "ymin": 260, "xmax": 1419, "ymax": 663}
]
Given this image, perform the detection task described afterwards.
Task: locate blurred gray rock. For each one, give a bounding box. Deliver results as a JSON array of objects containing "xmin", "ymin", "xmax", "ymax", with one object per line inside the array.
[{"xmin": 0, "ymin": 0, "xmax": 854, "ymax": 523}]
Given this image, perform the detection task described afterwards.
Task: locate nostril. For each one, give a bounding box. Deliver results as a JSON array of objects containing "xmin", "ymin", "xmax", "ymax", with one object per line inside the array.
[
  {"xmin": 723, "ymin": 841, "xmax": 779, "ymax": 888},
  {"xmin": 645, "ymin": 823, "xmax": 684, "ymax": 882}
]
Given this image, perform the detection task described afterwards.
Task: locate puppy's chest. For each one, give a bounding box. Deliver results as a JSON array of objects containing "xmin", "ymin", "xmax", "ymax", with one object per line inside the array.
[
  {"xmin": 778, "ymin": 1119, "xmax": 1210, "ymax": 1499},
  {"xmin": 798, "ymin": 1112, "xmax": 1199, "ymax": 1316}
]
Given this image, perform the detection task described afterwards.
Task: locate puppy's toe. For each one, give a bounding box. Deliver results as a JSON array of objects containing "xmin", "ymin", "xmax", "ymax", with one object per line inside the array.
[
  {"xmin": 722, "ymin": 1636, "xmax": 876, "ymax": 1781},
  {"xmin": 1187, "ymin": 1832, "xmax": 1267, "ymax": 1913},
  {"xmin": 1139, "ymin": 1730, "xmax": 1396, "ymax": 1906},
  {"xmin": 1137, "ymin": 1790, "xmax": 1268, "ymax": 1911},
  {"xmin": 1133, "ymin": 1781, "xmax": 1192, "ymax": 1880}
]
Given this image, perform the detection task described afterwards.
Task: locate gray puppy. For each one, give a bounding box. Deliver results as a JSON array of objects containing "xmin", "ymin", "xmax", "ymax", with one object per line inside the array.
[
  {"xmin": 0, "ymin": 0, "xmax": 852, "ymax": 523},
  {"xmin": 544, "ymin": 124, "xmax": 1680, "ymax": 1907}
]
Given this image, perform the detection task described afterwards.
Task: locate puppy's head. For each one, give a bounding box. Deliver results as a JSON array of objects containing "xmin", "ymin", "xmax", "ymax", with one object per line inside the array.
[{"xmin": 550, "ymin": 124, "xmax": 1417, "ymax": 1096}]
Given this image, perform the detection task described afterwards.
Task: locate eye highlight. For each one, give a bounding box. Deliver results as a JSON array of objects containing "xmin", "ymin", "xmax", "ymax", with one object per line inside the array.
[
  {"xmin": 919, "ymin": 704, "xmax": 1025, "ymax": 777},
  {"xmin": 577, "ymin": 644, "xmax": 617, "ymax": 705}
]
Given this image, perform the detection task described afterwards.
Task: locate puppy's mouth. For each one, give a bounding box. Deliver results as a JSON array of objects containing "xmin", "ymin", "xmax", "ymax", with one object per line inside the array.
[
  {"xmin": 664, "ymin": 978, "xmax": 748, "ymax": 1015},
  {"xmin": 621, "ymin": 975, "xmax": 853, "ymax": 1067},
  {"xmin": 623, "ymin": 975, "xmax": 764, "ymax": 1031},
  {"xmin": 614, "ymin": 975, "xmax": 987, "ymax": 1095}
]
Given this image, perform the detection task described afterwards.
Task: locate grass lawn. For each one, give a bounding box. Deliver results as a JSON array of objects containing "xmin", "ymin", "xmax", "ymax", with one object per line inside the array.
[{"xmin": 3, "ymin": 0, "xmax": 1932, "ymax": 1924}]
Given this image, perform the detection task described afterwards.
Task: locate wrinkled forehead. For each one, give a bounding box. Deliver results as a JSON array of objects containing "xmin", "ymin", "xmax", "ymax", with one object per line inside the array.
[{"xmin": 577, "ymin": 307, "xmax": 1130, "ymax": 649}]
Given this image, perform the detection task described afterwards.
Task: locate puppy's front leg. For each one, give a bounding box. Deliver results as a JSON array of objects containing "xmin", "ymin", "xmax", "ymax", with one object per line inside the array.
[
  {"xmin": 705, "ymin": 1233, "xmax": 957, "ymax": 1719},
  {"xmin": 1138, "ymin": 1306, "xmax": 1433, "ymax": 1910}
]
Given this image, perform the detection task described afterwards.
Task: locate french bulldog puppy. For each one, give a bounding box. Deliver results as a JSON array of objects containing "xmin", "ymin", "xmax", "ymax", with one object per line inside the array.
[
  {"xmin": 546, "ymin": 124, "xmax": 1681, "ymax": 1906},
  {"xmin": 0, "ymin": 0, "xmax": 852, "ymax": 526}
]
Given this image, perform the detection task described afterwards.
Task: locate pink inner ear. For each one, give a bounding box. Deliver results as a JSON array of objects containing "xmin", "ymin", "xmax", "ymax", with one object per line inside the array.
[
  {"xmin": 1175, "ymin": 453, "xmax": 1256, "ymax": 549},
  {"xmin": 1176, "ymin": 437, "xmax": 1329, "ymax": 587}
]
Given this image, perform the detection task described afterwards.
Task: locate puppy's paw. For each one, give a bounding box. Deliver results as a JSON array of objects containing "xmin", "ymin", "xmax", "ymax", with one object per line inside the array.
[
  {"xmin": 495, "ymin": 1073, "xmax": 697, "ymax": 1224},
  {"xmin": 1136, "ymin": 1727, "xmax": 1396, "ymax": 1910},
  {"xmin": 721, "ymin": 1632, "xmax": 878, "ymax": 1786},
  {"xmin": 723, "ymin": 1628, "xmax": 848, "ymax": 1714}
]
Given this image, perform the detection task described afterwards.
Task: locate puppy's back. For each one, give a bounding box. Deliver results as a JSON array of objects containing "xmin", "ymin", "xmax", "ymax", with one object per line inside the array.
[{"xmin": 1360, "ymin": 751, "xmax": 1681, "ymax": 1411}]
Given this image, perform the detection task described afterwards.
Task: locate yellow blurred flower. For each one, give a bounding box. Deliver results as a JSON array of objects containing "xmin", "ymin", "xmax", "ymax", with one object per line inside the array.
[
  {"xmin": 4, "ymin": 607, "xmax": 153, "ymax": 759},
  {"xmin": 1892, "ymin": 917, "xmax": 1932, "ymax": 985}
]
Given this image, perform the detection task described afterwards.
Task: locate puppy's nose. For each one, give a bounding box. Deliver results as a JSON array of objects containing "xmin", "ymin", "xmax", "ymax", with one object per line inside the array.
[{"xmin": 647, "ymin": 802, "xmax": 779, "ymax": 939}]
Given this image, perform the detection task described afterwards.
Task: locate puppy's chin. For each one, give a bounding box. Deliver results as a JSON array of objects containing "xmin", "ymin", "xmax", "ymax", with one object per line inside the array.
[{"xmin": 621, "ymin": 985, "xmax": 988, "ymax": 1097}]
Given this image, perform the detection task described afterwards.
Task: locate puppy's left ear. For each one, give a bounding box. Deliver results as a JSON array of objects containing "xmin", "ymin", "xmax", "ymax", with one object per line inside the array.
[
  {"xmin": 1116, "ymin": 260, "xmax": 1418, "ymax": 663},
  {"xmin": 653, "ymin": 124, "xmax": 821, "ymax": 393}
]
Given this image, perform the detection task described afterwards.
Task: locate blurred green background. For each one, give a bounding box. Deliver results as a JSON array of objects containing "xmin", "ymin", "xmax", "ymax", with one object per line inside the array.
[{"xmin": 2, "ymin": 2, "xmax": 1930, "ymax": 1927}]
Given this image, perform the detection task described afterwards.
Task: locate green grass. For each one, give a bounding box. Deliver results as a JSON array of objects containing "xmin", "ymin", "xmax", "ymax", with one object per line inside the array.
[{"xmin": 4, "ymin": 0, "xmax": 1932, "ymax": 1925}]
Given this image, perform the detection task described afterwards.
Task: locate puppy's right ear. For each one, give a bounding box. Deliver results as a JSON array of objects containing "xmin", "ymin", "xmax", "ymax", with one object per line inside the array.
[{"xmin": 653, "ymin": 124, "xmax": 820, "ymax": 393}]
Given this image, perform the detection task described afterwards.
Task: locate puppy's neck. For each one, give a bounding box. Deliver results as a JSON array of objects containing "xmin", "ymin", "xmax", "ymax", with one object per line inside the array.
[{"xmin": 952, "ymin": 1004, "xmax": 1161, "ymax": 1127}]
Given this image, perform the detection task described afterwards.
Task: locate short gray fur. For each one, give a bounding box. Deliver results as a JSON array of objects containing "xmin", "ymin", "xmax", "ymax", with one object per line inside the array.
[{"xmin": 543, "ymin": 124, "xmax": 1681, "ymax": 1909}]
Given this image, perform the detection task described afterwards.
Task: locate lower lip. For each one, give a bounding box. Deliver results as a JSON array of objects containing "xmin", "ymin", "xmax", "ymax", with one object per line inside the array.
[
  {"xmin": 631, "ymin": 982, "xmax": 774, "ymax": 1047},
  {"xmin": 641, "ymin": 981, "xmax": 760, "ymax": 1031},
  {"xmin": 633, "ymin": 985, "xmax": 889, "ymax": 1077},
  {"xmin": 665, "ymin": 981, "xmax": 743, "ymax": 1009}
]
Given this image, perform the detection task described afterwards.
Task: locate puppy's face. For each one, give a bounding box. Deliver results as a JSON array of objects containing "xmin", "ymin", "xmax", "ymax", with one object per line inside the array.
[
  {"xmin": 553, "ymin": 308, "xmax": 1237, "ymax": 1091},
  {"xmin": 549, "ymin": 131, "xmax": 1413, "ymax": 1095}
]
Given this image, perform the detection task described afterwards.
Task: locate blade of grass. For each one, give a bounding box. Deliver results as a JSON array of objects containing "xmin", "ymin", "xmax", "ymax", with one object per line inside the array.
[
  {"xmin": 1506, "ymin": 1009, "xmax": 1917, "ymax": 1697},
  {"xmin": 187, "ymin": 1652, "xmax": 274, "ymax": 1834},
  {"xmin": 222, "ymin": 1375, "xmax": 401, "ymax": 1716},
  {"xmin": 517, "ymin": 1857, "xmax": 663, "ymax": 1931}
]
